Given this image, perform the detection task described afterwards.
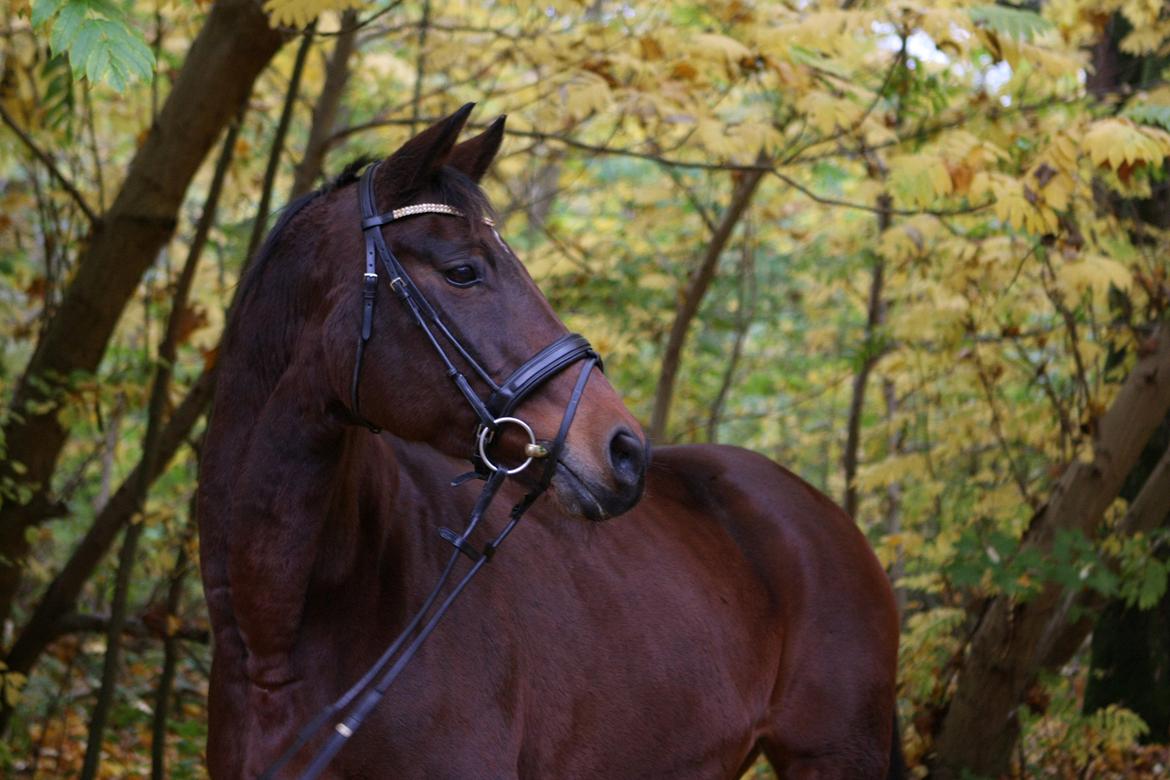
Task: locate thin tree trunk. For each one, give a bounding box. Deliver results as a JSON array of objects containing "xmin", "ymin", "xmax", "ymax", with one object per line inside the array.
[
  {"xmin": 650, "ymin": 168, "xmax": 766, "ymax": 442},
  {"xmin": 1035, "ymin": 440, "xmax": 1170, "ymax": 672},
  {"xmin": 706, "ymin": 227, "xmax": 756, "ymax": 442},
  {"xmin": 79, "ymin": 508, "xmax": 147, "ymax": 779},
  {"xmin": 0, "ymin": 0, "xmax": 284, "ymax": 626},
  {"xmin": 882, "ymin": 376, "xmax": 906, "ymax": 616},
  {"xmin": 410, "ymin": 0, "xmax": 431, "ymax": 134},
  {"xmin": 842, "ymin": 194, "xmax": 892, "ymax": 519},
  {"xmin": 245, "ymin": 21, "xmax": 316, "ymax": 263},
  {"xmin": 290, "ymin": 10, "xmax": 359, "ymax": 199},
  {"xmin": 931, "ymin": 323, "xmax": 1170, "ymax": 779},
  {"xmin": 151, "ymin": 510, "xmax": 195, "ymax": 780}
]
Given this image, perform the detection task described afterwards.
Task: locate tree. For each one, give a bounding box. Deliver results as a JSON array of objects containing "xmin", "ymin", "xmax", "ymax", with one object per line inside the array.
[
  {"xmin": 4, "ymin": 0, "xmax": 1170, "ymax": 775},
  {"xmin": 0, "ymin": 0, "xmax": 285, "ymax": 626}
]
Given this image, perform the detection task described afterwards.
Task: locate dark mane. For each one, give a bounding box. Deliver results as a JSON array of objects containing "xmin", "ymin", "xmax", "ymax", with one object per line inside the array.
[{"xmin": 230, "ymin": 156, "xmax": 372, "ymax": 320}]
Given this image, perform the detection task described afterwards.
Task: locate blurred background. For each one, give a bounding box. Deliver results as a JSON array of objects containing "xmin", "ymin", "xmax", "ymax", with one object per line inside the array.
[{"xmin": 1, "ymin": 0, "xmax": 1169, "ymax": 776}]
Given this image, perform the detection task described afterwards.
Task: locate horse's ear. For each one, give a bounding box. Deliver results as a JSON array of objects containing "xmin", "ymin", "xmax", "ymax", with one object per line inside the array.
[
  {"xmin": 387, "ymin": 103, "xmax": 475, "ymax": 193},
  {"xmin": 447, "ymin": 115, "xmax": 506, "ymax": 182}
]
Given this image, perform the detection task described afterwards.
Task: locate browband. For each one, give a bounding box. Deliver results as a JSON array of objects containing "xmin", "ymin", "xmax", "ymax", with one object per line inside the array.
[{"xmin": 361, "ymin": 203, "xmax": 496, "ymax": 230}]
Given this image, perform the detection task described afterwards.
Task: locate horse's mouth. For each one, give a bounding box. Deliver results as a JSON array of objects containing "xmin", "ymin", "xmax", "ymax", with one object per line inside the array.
[{"xmin": 552, "ymin": 459, "xmax": 611, "ymax": 521}]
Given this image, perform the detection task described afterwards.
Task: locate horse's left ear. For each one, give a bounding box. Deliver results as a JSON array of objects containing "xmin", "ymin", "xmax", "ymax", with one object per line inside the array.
[
  {"xmin": 387, "ymin": 103, "xmax": 476, "ymax": 194},
  {"xmin": 447, "ymin": 116, "xmax": 506, "ymax": 182}
]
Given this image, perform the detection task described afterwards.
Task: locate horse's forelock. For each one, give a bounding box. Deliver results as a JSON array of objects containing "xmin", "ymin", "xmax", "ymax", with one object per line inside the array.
[{"xmin": 430, "ymin": 165, "xmax": 494, "ymax": 228}]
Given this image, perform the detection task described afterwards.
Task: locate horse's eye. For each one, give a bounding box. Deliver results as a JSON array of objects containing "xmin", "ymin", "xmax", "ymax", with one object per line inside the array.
[{"xmin": 443, "ymin": 264, "xmax": 480, "ymax": 287}]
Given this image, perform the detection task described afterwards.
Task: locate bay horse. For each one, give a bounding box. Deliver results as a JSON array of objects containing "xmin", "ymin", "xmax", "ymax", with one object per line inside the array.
[{"xmin": 198, "ymin": 105, "xmax": 900, "ymax": 779}]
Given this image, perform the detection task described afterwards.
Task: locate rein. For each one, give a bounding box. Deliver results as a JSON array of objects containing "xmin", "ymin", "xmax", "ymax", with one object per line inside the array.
[{"xmin": 260, "ymin": 162, "xmax": 599, "ymax": 779}]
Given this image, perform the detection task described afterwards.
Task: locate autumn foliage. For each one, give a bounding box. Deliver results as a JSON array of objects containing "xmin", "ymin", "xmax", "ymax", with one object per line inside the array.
[{"xmin": 2, "ymin": 0, "xmax": 1170, "ymax": 777}]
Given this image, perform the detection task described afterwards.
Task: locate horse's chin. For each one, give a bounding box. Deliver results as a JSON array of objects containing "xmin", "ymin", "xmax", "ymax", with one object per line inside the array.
[{"xmin": 549, "ymin": 459, "xmax": 642, "ymax": 522}]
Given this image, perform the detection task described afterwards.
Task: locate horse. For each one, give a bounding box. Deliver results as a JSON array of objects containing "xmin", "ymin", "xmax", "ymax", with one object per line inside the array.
[{"xmin": 198, "ymin": 104, "xmax": 901, "ymax": 779}]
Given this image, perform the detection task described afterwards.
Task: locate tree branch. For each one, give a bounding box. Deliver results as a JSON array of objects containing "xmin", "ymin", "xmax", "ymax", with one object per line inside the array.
[
  {"xmin": 52, "ymin": 612, "xmax": 209, "ymax": 644},
  {"xmin": 246, "ymin": 21, "xmax": 316, "ymax": 263},
  {"xmin": 650, "ymin": 163, "xmax": 767, "ymax": 441},
  {"xmin": 0, "ymin": 102, "xmax": 99, "ymax": 225},
  {"xmin": 290, "ymin": 10, "xmax": 359, "ymax": 199}
]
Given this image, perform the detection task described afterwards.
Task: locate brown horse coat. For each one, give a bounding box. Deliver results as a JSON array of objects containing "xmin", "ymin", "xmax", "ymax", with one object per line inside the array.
[{"xmin": 198, "ymin": 107, "xmax": 899, "ymax": 779}]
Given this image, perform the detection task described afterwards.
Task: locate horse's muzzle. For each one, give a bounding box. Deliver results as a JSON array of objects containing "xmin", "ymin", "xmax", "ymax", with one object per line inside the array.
[{"xmin": 553, "ymin": 426, "xmax": 647, "ymax": 521}]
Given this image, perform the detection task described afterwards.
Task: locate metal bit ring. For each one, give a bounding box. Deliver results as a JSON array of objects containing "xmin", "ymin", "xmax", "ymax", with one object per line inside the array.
[{"xmin": 477, "ymin": 417, "xmax": 538, "ymax": 475}]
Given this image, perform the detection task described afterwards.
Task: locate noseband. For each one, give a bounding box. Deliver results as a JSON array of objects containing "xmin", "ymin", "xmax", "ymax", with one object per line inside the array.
[{"xmin": 262, "ymin": 162, "xmax": 600, "ymax": 779}]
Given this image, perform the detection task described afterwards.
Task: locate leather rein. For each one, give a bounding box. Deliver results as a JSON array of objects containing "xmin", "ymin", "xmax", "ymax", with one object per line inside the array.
[{"xmin": 259, "ymin": 162, "xmax": 600, "ymax": 779}]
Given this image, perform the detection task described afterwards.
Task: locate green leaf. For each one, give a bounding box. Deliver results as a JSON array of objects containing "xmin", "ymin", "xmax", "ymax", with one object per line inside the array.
[
  {"xmin": 968, "ymin": 5, "xmax": 1053, "ymax": 41},
  {"xmin": 70, "ymin": 19, "xmax": 103, "ymax": 75},
  {"xmin": 36, "ymin": 0, "xmax": 155, "ymax": 91},
  {"xmin": 30, "ymin": 0, "xmax": 68, "ymax": 28},
  {"xmin": 82, "ymin": 31, "xmax": 111, "ymax": 86},
  {"xmin": 1134, "ymin": 562, "xmax": 1168, "ymax": 610},
  {"xmin": 49, "ymin": 0, "xmax": 86, "ymax": 53},
  {"xmin": 113, "ymin": 28, "xmax": 155, "ymax": 82},
  {"xmin": 86, "ymin": 0, "xmax": 127, "ymax": 20},
  {"xmin": 1123, "ymin": 103, "xmax": 1170, "ymax": 132}
]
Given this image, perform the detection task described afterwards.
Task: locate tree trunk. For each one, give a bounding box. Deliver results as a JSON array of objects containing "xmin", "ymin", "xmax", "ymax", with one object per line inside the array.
[
  {"xmin": 245, "ymin": 21, "xmax": 315, "ymax": 262},
  {"xmin": 842, "ymin": 194, "xmax": 892, "ymax": 519},
  {"xmin": 289, "ymin": 10, "xmax": 359, "ymax": 199},
  {"xmin": 931, "ymin": 323, "xmax": 1170, "ymax": 778},
  {"xmin": 1083, "ymin": 419, "xmax": 1170, "ymax": 743},
  {"xmin": 649, "ymin": 168, "xmax": 766, "ymax": 442},
  {"xmin": 0, "ymin": 0, "xmax": 285, "ymax": 625}
]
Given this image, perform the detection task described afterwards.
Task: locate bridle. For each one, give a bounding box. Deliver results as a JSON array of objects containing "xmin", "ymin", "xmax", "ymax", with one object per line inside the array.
[{"xmin": 260, "ymin": 161, "xmax": 601, "ymax": 779}]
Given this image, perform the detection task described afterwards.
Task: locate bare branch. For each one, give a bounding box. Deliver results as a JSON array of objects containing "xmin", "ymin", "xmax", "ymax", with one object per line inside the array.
[{"xmin": 0, "ymin": 102, "xmax": 99, "ymax": 225}]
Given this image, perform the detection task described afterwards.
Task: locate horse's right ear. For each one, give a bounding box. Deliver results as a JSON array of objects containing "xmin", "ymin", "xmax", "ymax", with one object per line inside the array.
[
  {"xmin": 386, "ymin": 103, "xmax": 475, "ymax": 193},
  {"xmin": 447, "ymin": 116, "xmax": 506, "ymax": 182}
]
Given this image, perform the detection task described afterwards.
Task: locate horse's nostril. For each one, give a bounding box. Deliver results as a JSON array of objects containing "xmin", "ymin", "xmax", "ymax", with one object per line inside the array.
[{"xmin": 608, "ymin": 428, "xmax": 646, "ymax": 487}]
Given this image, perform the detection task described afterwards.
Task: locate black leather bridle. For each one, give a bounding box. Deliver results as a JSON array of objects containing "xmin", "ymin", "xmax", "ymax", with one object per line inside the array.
[{"xmin": 260, "ymin": 162, "xmax": 600, "ymax": 779}]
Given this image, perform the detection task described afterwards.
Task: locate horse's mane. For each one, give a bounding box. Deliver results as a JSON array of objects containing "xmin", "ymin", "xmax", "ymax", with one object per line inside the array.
[{"xmin": 230, "ymin": 156, "xmax": 372, "ymax": 324}]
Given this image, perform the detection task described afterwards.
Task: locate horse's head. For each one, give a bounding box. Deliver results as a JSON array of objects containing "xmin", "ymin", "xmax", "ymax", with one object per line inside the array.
[{"xmin": 312, "ymin": 105, "xmax": 647, "ymax": 519}]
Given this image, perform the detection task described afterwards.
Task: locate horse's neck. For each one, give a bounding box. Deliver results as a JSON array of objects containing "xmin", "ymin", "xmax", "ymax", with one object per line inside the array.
[{"xmin": 309, "ymin": 429, "xmax": 471, "ymax": 596}]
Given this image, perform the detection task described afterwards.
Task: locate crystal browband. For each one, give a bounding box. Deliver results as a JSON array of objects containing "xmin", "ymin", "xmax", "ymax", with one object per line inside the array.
[{"xmin": 361, "ymin": 203, "xmax": 496, "ymax": 230}]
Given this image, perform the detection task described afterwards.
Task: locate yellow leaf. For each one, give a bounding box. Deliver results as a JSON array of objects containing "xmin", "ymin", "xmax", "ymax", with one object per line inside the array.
[
  {"xmin": 1083, "ymin": 118, "xmax": 1170, "ymax": 170},
  {"xmin": 691, "ymin": 33, "xmax": 752, "ymax": 64},
  {"xmin": 263, "ymin": 0, "xmax": 362, "ymax": 28},
  {"xmin": 1058, "ymin": 254, "xmax": 1132, "ymax": 308},
  {"xmin": 797, "ymin": 91, "xmax": 860, "ymax": 134},
  {"xmin": 1120, "ymin": 25, "xmax": 1164, "ymax": 55},
  {"xmin": 890, "ymin": 154, "xmax": 952, "ymax": 208},
  {"xmin": 564, "ymin": 73, "xmax": 612, "ymax": 120},
  {"xmin": 3, "ymin": 670, "xmax": 26, "ymax": 708}
]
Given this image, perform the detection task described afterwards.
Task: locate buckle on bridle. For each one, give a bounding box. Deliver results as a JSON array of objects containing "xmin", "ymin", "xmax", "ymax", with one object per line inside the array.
[{"xmin": 476, "ymin": 416, "xmax": 545, "ymax": 475}]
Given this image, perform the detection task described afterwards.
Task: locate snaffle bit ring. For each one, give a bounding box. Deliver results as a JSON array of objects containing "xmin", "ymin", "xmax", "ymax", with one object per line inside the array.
[{"xmin": 477, "ymin": 416, "xmax": 540, "ymax": 475}]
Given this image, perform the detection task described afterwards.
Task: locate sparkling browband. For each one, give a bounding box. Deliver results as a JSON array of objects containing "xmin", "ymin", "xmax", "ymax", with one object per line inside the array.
[{"xmin": 363, "ymin": 203, "xmax": 496, "ymax": 229}]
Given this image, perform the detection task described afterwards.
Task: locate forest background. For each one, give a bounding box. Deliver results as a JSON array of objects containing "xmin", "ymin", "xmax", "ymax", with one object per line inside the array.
[{"xmin": 1, "ymin": 0, "xmax": 1170, "ymax": 777}]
